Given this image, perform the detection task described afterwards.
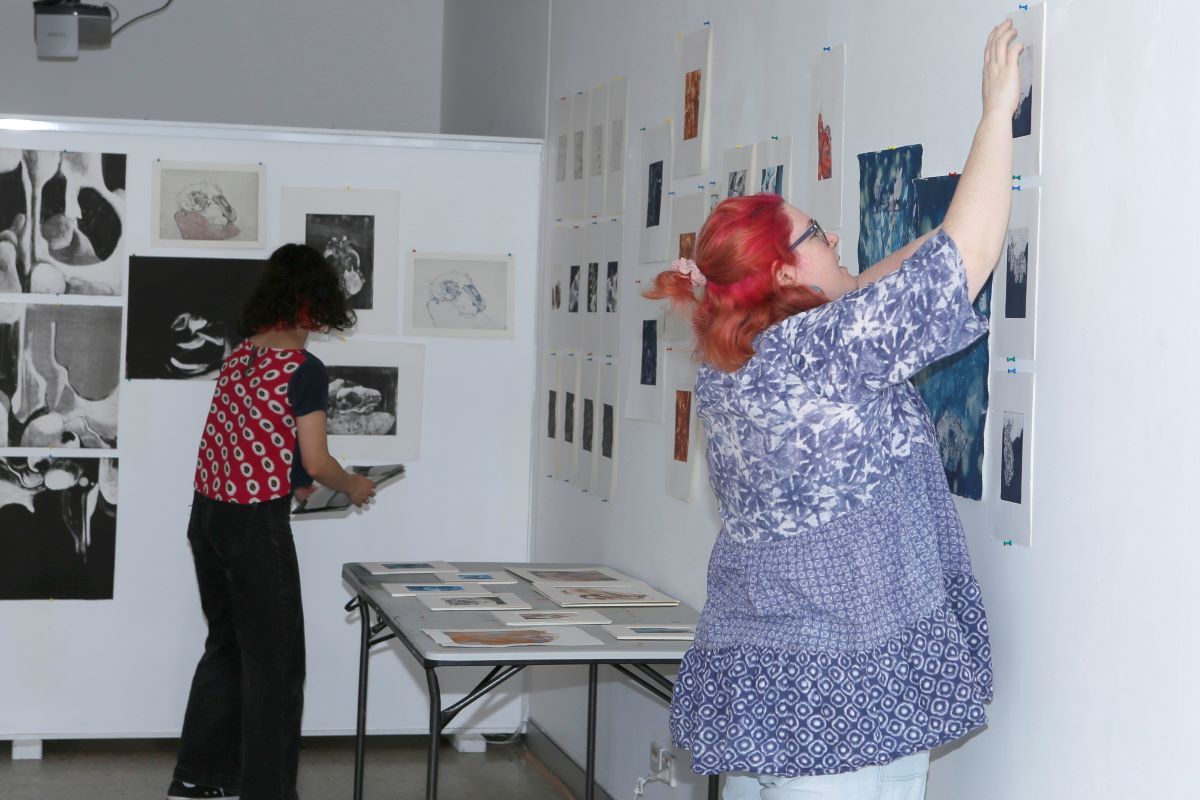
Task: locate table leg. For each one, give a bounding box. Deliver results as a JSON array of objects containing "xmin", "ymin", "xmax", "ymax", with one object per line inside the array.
[
  {"xmin": 709, "ymin": 774, "xmax": 720, "ymax": 799},
  {"xmin": 353, "ymin": 596, "xmax": 370, "ymax": 800},
  {"xmin": 425, "ymin": 667, "xmax": 442, "ymax": 800},
  {"xmin": 585, "ymin": 663, "xmax": 598, "ymax": 800}
]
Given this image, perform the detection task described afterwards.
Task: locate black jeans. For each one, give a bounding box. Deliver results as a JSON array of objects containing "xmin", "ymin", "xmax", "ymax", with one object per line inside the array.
[{"xmin": 174, "ymin": 492, "xmax": 305, "ymax": 800}]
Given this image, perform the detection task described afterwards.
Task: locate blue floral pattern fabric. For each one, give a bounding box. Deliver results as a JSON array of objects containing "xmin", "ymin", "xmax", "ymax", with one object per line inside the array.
[{"xmin": 670, "ymin": 231, "xmax": 994, "ymax": 777}]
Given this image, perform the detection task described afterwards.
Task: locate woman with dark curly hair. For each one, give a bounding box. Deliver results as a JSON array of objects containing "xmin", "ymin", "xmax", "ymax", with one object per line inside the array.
[
  {"xmin": 169, "ymin": 243, "xmax": 375, "ymax": 800},
  {"xmin": 651, "ymin": 19, "xmax": 1022, "ymax": 799}
]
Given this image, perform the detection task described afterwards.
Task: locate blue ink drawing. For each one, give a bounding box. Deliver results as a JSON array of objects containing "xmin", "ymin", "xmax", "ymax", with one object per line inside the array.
[
  {"xmin": 910, "ymin": 174, "xmax": 991, "ymax": 501},
  {"xmin": 856, "ymin": 145, "xmax": 923, "ymax": 271}
]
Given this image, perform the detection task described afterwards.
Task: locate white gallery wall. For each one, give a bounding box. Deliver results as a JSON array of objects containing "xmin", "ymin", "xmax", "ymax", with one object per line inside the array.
[
  {"xmin": 0, "ymin": 1, "xmax": 446, "ymax": 133},
  {"xmin": 530, "ymin": 2, "xmax": 1200, "ymax": 799}
]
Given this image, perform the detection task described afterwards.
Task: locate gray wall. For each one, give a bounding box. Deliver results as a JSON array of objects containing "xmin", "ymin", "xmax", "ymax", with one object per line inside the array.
[
  {"xmin": 440, "ymin": 0, "xmax": 549, "ymax": 138},
  {"xmin": 2, "ymin": 0, "xmax": 445, "ymax": 132}
]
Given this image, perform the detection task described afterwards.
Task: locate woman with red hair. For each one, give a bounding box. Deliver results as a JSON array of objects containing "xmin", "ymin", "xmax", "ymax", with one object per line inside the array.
[{"xmin": 656, "ymin": 20, "xmax": 1023, "ymax": 799}]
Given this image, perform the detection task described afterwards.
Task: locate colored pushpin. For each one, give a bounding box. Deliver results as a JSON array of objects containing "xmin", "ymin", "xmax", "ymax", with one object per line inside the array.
[
  {"xmin": 1019, "ymin": 4, "xmax": 1029, "ymax": 10},
  {"xmin": 1007, "ymin": 368, "xmax": 1017, "ymax": 374},
  {"xmin": 822, "ymin": 46, "xmax": 831, "ymax": 52},
  {"xmin": 1003, "ymin": 540, "xmax": 1014, "ymax": 546},
  {"xmin": 1006, "ymin": 356, "xmax": 1017, "ymax": 362}
]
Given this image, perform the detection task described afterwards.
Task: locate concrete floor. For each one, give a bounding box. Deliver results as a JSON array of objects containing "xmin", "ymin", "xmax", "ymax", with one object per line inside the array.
[{"xmin": 0, "ymin": 736, "xmax": 571, "ymax": 800}]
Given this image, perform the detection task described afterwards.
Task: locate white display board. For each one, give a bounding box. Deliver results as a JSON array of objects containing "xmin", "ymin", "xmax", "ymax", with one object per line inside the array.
[{"xmin": 0, "ymin": 116, "xmax": 541, "ymax": 740}]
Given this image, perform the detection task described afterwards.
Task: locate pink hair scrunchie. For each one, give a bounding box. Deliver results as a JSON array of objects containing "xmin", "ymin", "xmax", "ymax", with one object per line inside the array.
[{"xmin": 671, "ymin": 257, "xmax": 707, "ymax": 288}]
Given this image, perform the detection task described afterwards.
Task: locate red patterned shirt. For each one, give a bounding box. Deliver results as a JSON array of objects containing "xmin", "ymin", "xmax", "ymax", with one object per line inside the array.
[{"xmin": 194, "ymin": 341, "xmax": 329, "ymax": 504}]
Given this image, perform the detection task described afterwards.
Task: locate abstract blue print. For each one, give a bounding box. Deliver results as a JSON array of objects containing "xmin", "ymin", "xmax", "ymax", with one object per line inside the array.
[
  {"xmin": 856, "ymin": 144, "xmax": 922, "ymax": 270},
  {"xmin": 910, "ymin": 174, "xmax": 990, "ymax": 501}
]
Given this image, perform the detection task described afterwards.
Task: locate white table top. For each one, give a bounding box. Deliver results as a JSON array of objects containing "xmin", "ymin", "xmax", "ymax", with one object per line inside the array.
[{"xmin": 342, "ymin": 562, "xmax": 699, "ymax": 666}]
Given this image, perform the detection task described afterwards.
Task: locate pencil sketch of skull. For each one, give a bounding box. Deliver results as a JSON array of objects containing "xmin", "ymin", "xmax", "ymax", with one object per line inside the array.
[
  {"xmin": 0, "ymin": 148, "xmax": 126, "ymax": 295},
  {"xmin": 426, "ymin": 271, "xmax": 491, "ymax": 328},
  {"xmin": 175, "ymin": 181, "xmax": 241, "ymax": 240}
]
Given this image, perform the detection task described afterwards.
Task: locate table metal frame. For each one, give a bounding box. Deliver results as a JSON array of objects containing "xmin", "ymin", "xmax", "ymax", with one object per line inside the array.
[{"xmin": 344, "ymin": 588, "xmax": 720, "ymax": 800}]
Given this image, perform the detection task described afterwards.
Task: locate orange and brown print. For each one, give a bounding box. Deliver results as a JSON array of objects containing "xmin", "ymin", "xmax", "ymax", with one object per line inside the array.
[
  {"xmin": 673, "ymin": 390, "xmax": 692, "ymax": 462},
  {"xmin": 683, "ymin": 70, "xmax": 701, "ymax": 140}
]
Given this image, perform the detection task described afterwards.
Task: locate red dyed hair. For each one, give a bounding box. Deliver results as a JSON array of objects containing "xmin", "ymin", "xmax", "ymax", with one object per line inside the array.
[{"xmin": 645, "ymin": 194, "xmax": 827, "ymax": 372}]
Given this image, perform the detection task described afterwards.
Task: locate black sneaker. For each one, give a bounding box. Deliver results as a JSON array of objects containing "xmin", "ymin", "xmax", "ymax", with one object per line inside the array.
[{"xmin": 167, "ymin": 779, "xmax": 239, "ymax": 799}]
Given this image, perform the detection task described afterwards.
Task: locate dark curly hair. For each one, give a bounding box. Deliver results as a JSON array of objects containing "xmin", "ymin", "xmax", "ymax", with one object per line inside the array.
[{"xmin": 239, "ymin": 243, "xmax": 357, "ymax": 336}]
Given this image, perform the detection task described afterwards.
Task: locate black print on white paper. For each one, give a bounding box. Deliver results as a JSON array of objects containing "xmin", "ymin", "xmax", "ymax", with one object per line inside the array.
[
  {"xmin": 564, "ymin": 392, "xmax": 575, "ymax": 443},
  {"xmin": 573, "ymin": 131, "xmax": 585, "ymax": 180},
  {"xmin": 1005, "ymin": 227, "xmax": 1029, "ymax": 319},
  {"xmin": 547, "ymin": 389, "xmax": 557, "ymax": 439},
  {"xmin": 727, "ymin": 169, "xmax": 747, "ymax": 197},
  {"xmin": 582, "ymin": 398, "xmax": 594, "ymax": 452},
  {"xmin": 640, "ymin": 320, "xmax": 657, "ymax": 386},
  {"xmin": 568, "ymin": 266, "xmax": 580, "ymax": 313},
  {"xmin": 1, "ymin": 304, "xmax": 121, "ymax": 448},
  {"xmin": 606, "ymin": 261, "xmax": 618, "ymax": 312},
  {"xmin": 306, "ymin": 213, "xmax": 374, "ymax": 311},
  {"xmin": 591, "ymin": 123, "xmax": 604, "ymax": 177},
  {"xmin": 646, "ymin": 160, "xmax": 664, "ymax": 228},
  {"xmin": 126, "ymin": 256, "xmax": 267, "ymax": 380},
  {"xmin": 1013, "ymin": 46, "xmax": 1034, "ymax": 139},
  {"xmin": 0, "ymin": 149, "xmax": 126, "ymax": 295},
  {"xmin": 556, "ymin": 134, "xmax": 568, "ymax": 182},
  {"xmin": 1000, "ymin": 411, "xmax": 1024, "ymax": 504},
  {"xmin": 0, "ymin": 456, "xmax": 118, "ymax": 600},
  {"xmin": 587, "ymin": 262, "xmax": 598, "ymax": 313},
  {"xmin": 602, "ymin": 403, "xmax": 614, "ymax": 458},
  {"xmin": 326, "ymin": 366, "xmax": 398, "ymax": 436}
]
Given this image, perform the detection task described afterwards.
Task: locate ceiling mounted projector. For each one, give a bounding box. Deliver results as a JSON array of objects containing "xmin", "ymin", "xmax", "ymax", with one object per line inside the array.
[{"xmin": 34, "ymin": 1, "xmax": 113, "ymax": 59}]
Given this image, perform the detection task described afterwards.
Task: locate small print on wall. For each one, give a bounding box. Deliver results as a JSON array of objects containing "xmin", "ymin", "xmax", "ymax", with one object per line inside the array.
[
  {"xmin": 306, "ymin": 339, "xmax": 424, "ymax": 461},
  {"xmin": 152, "ymin": 161, "xmax": 265, "ymax": 248},
  {"xmin": 673, "ymin": 27, "xmax": 712, "ymax": 178},
  {"xmin": 280, "ymin": 187, "xmax": 401, "ymax": 335},
  {"xmin": 0, "ymin": 303, "xmax": 121, "ymax": 448},
  {"xmin": 0, "ymin": 148, "xmax": 126, "ymax": 295},
  {"xmin": 0, "ymin": 456, "xmax": 118, "ymax": 600},
  {"xmin": 990, "ymin": 371, "xmax": 1034, "ymax": 546},
  {"xmin": 638, "ymin": 122, "xmax": 673, "ymax": 262},
  {"xmin": 405, "ymin": 252, "xmax": 515, "ymax": 338}
]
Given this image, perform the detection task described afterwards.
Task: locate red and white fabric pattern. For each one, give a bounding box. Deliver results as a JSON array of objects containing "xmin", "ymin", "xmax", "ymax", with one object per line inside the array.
[{"xmin": 195, "ymin": 342, "xmax": 308, "ymax": 504}]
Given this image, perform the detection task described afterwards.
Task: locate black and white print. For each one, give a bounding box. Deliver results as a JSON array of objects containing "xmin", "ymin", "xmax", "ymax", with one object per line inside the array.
[
  {"xmin": 605, "ymin": 261, "xmax": 618, "ymax": 312},
  {"xmin": 568, "ymin": 265, "xmax": 580, "ymax": 313},
  {"xmin": 0, "ymin": 149, "xmax": 126, "ymax": 295},
  {"xmin": 126, "ymin": 256, "xmax": 267, "ymax": 380},
  {"xmin": 646, "ymin": 160, "xmax": 664, "ymax": 228},
  {"xmin": 591, "ymin": 123, "xmax": 604, "ymax": 177},
  {"xmin": 1004, "ymin": 227, "xmax": 1029, "ymax": 319},
  {"xmin": 306, "ymin": 213, "xmax": 375, "ymax": 310},
  {"xmin": 1000, "ymin": 411, "xmax": 1024, "ymax": 504},
  {"xmin": 640, "ymin": 320, "xmax": 658, "ymax": 386},
  {"xmin": 1, "ymin": 303, "xmax": 121, "ymax": 448},
  {"xmin": 326, "ymin": 366, "xmax": 398, "ymax": 436},
  {"xmin": 602, "ymin": 403, "xmax": 614, "ymax": 459},
  {"xmin": 547, "ymin": 389, "xmax": 557, "ymax": 439},
  {"xmin": 1012, "ymin": 44, "xmax": 1034, "ymax": 139},
  {"xmin": 582, "ymin": 398, "xmax": 594, "ymax": 452},
  {"xmin": 573, "ymin": 130, "xmax": 585, "ymax": 180},
  {"xmin": 0, "ymin": 456, "xmax": 118, "ymax": 600},
  {"xmin": 727, "ymin": 169, "xmax": 747, "ymax": 197},
  {"xmin": 556, "ymin": 134, "xmax": 568, "ymax": 182},
  {"xmin": 564, "ymin": 392, "xmax": 575, "ymax": 443},
  {"xmin": 587, "ymin": 262, "xmax": 598, "ymax": 313}
]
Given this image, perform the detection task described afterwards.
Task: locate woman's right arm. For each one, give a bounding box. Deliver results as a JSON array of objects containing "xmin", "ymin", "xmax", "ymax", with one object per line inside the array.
[
  {"xmin": 297, "ymin": 412, "xmax": 375, "ymax": 506},
  {"xmin": 940, "ymin": 18, "xmax": 1024, "ymax": 302}
]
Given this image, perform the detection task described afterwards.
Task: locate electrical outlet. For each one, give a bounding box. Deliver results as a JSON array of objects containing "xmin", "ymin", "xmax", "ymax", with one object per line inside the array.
[{"xmin": 649, "ymin": 742, "xmax": 677, "ymax": 787}]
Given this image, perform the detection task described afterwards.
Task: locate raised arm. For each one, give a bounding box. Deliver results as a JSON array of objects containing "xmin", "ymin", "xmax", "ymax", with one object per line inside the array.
[{"xmin": 941, "ymin": 18, "xmax": 1023, "ymax": 301}]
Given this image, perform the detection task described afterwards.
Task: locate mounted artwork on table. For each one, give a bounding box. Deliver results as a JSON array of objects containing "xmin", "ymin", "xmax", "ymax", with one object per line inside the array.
[
  {"xmin": 856, "ymin": 144, "xmax": 922, "ymax": 271},
  {"xmin": 0, "ymin": 148, "xmax": 126, "ymax": 295},
  {"xmin": 126, "ymin": 256, "xmax": 267, "ymax": 380},
  {"xmin": 0, "ymin": 456, "xmax": 118, "ymax": 600},
  {"xmin": 638, "ymin": 122, "xmax": 673, "ymax": 263},
  {"xmin": 911, "ymin": 174, "xmax": 991, "ymax": 502},
  {"xmin": 404, "ymin": 252, "xmax": 514, "ymax": 338},
  {"xmin": 152, "ymin": 161, "xmax": 265, "ymax": 248},
  {"xmin": 0, "ymin": 303, "xmax": 120, "ymax": 448},
  {"xmin": 305, "ymin": 339, "xmax": 424, "ymax": 462},
  {"xmin": 279, "ymin": 187, "xmax": 401, "ymax": 335},
  {"xmin": 674, "ymin": 27, "xmax": 713, "ymax": 178},
  {"xmin": 810, "ymin": 43, "xmax": 846, "ymax": 228}
]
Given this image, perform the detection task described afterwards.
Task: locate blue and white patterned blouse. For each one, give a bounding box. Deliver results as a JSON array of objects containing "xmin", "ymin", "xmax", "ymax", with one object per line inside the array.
[{"xmin": 670, "ymin": 231, "xmax": 993, "ymax": 777}]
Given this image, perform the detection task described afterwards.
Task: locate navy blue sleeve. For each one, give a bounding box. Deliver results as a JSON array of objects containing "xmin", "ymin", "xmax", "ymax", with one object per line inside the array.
[{"xmin": 288, "ymin": 352, "xmax": 330, "ymax": 418}]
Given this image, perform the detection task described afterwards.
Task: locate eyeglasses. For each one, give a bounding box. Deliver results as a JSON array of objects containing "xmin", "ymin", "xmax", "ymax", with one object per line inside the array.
[{"xmin": 789, "ymin": 218, "xmax": 830, "ymax": 250}]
